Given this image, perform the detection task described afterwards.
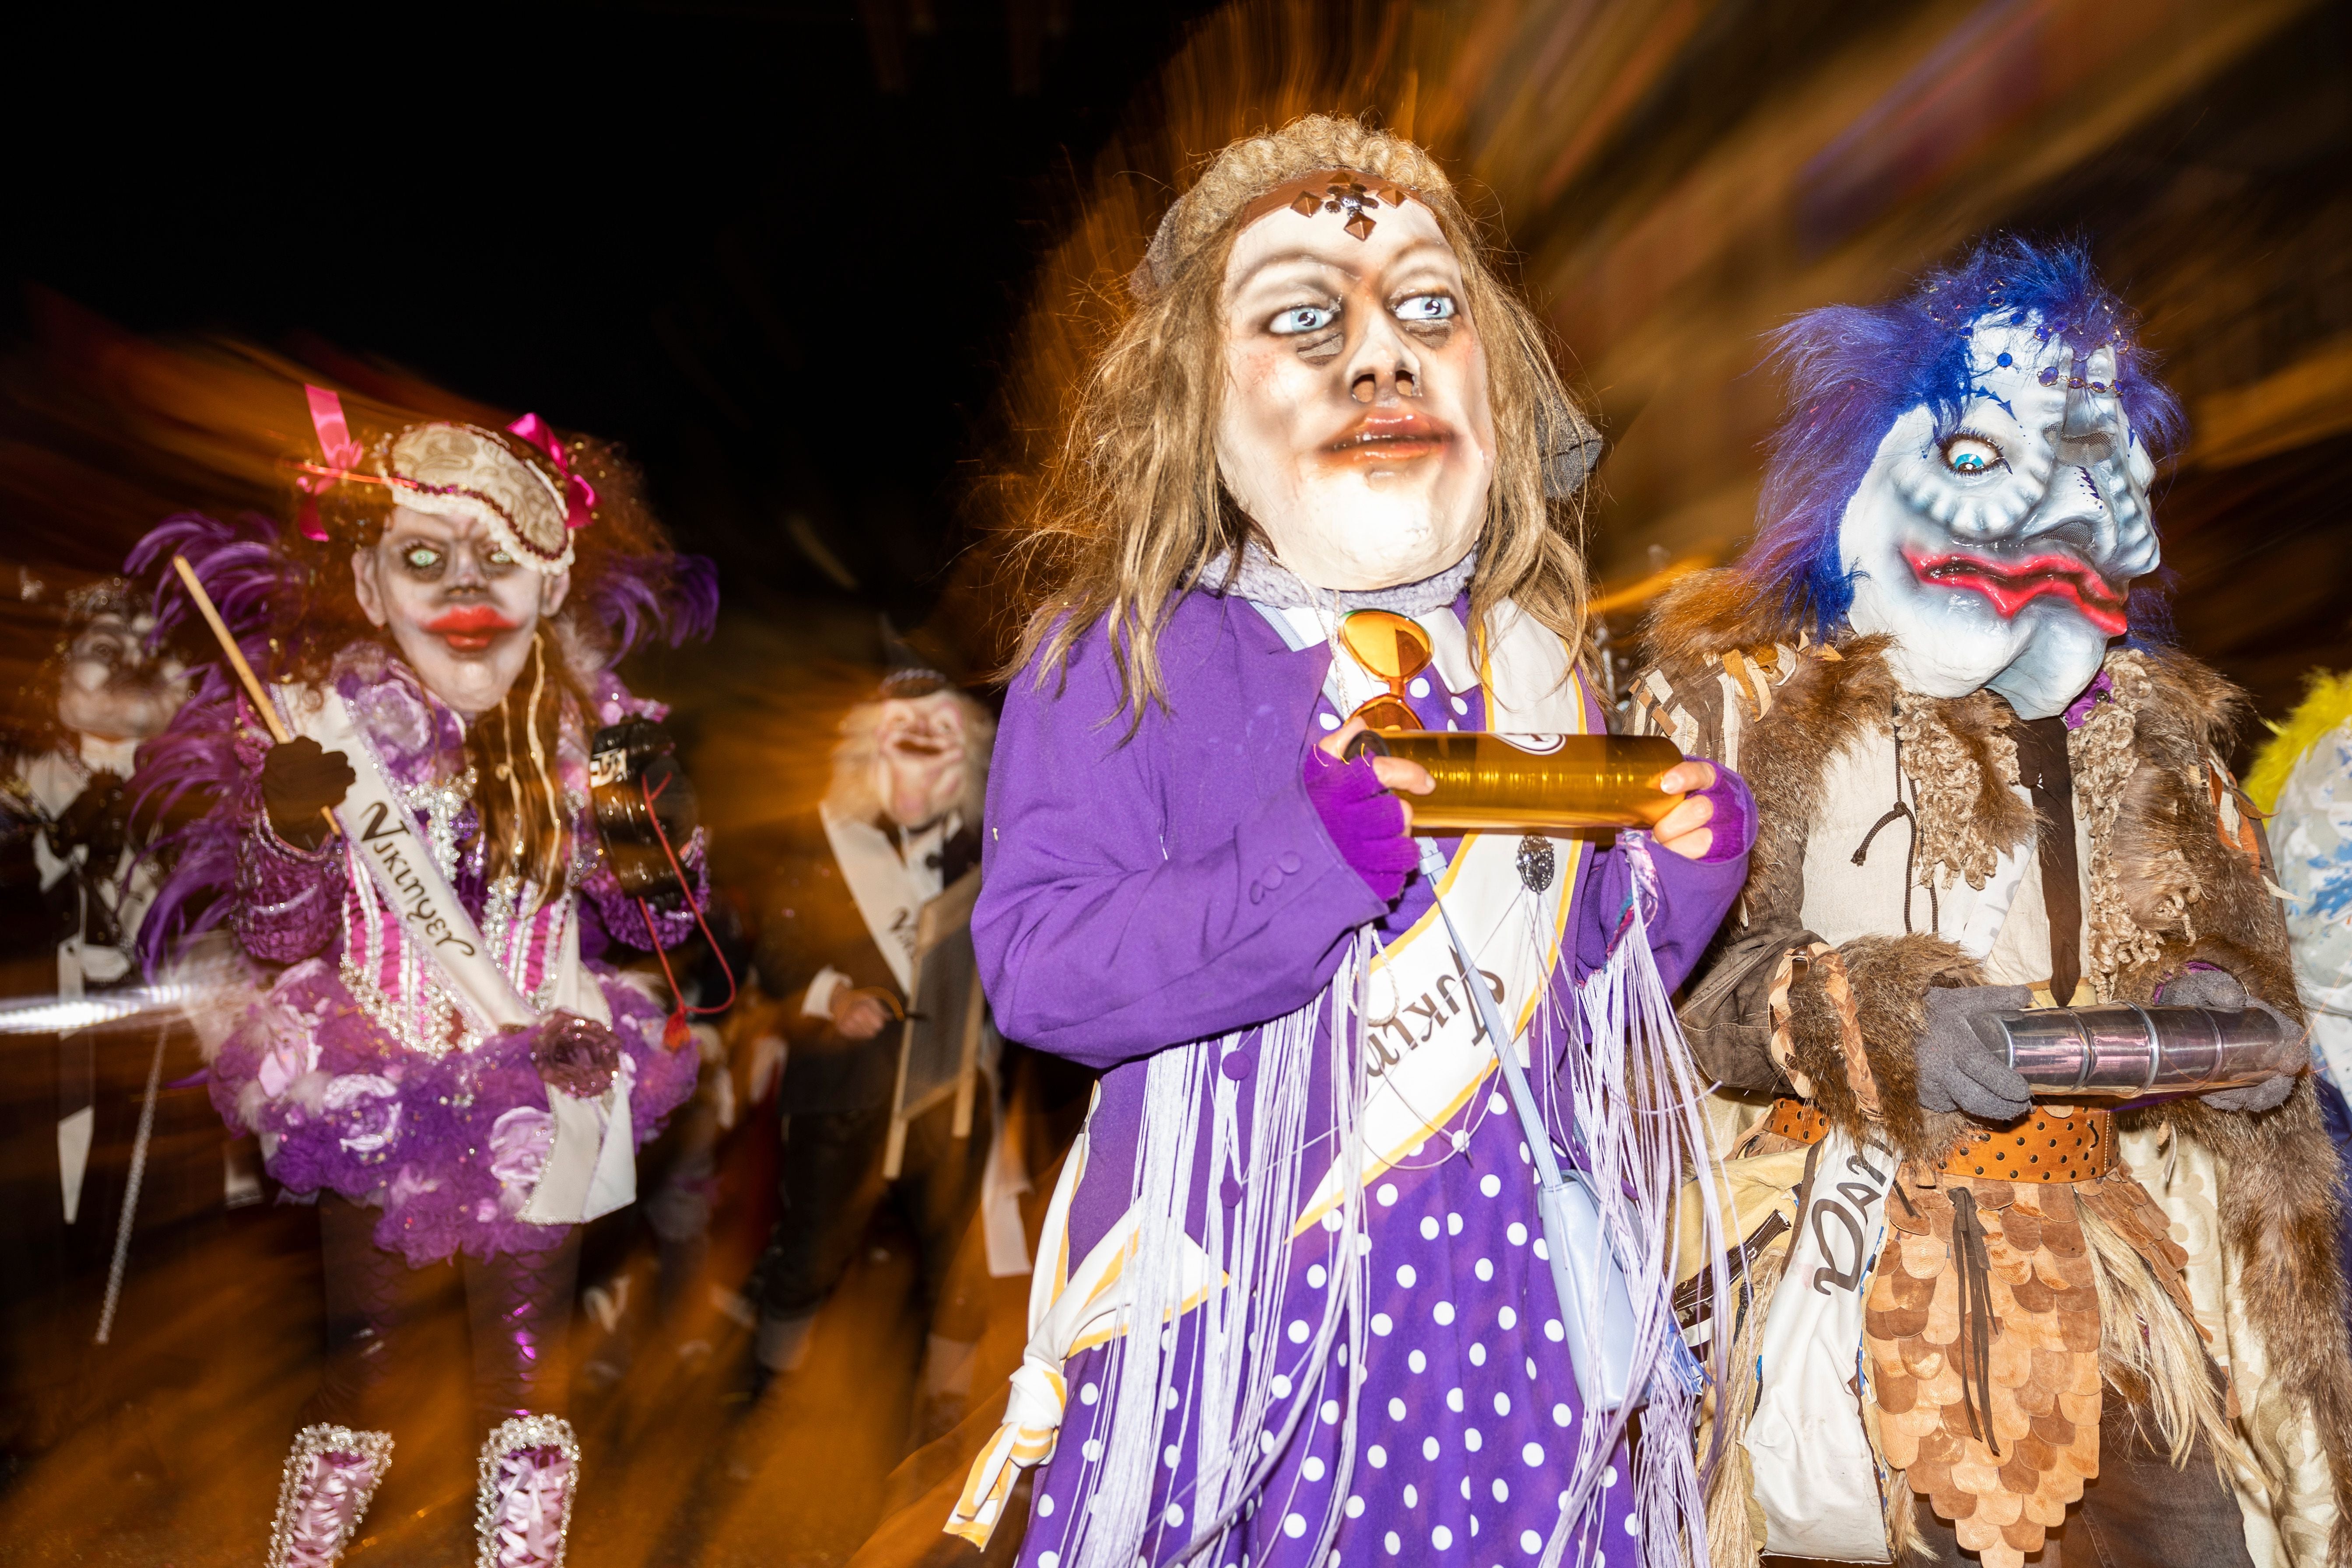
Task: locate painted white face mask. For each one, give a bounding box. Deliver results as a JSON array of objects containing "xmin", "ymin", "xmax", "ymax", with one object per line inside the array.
[
  {"xmin": 872, "ymin": 692, "xmax": 969, "ymax": 831},
  {"xmin": 352, "ymin": 506, "xmax": 570, "ymax": 719},
  {"xmin": 1214, "ymin": 190, "xmax": 1497, "ymax": 593},
  {"xmin": 1838, "ymin": 316, "xmax": 2159, "ymax": 719},
  {"xmin": 57, "ymin": 610, "xmax": 188, "ymax": 743}
]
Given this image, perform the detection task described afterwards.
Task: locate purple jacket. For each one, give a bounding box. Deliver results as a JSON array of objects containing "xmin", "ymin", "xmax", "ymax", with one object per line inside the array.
[
  {"xmin": 976, "ymin": 589, "xmax": 1753, "ymax": 1568},
  {"xmin": 975, "ymin": 589, "xmax": 1748, "ymax": 1073}
]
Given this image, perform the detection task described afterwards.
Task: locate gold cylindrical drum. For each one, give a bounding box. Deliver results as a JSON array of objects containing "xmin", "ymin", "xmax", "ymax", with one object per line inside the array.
[{"xmin": 1351, "ymin": 732, "xmax": 1686, "ymax": 834}]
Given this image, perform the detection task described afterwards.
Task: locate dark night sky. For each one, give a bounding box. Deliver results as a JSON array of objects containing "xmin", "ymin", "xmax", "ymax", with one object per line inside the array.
[
  {"xmin": 3, "ymin": 2, "xmax": 1219, "ymax": 638},
  {"xmin": 8, "ymin": 2, "xmax": 2346, "ymax": 731}
]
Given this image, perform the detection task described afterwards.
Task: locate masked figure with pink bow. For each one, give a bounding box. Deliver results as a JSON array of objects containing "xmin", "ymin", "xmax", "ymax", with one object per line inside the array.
[{"xmin": 130, "ymin": 394, "xmax": 716, "ymax": 1567}]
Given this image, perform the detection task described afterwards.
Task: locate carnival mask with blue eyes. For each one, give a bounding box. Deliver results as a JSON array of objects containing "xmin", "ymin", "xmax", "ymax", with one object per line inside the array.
[
  {"xmin": 1215, "ymin": 181, "xmax": 1498, "ymax": 592},
  {"xmin": 1839, "ymin": 316, "xmax": 2159, "ymax": 719}
]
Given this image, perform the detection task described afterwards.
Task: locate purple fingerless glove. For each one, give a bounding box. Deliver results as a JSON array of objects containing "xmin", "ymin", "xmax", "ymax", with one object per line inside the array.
[
  {"xmin": 1690, "ymin": 764, "xmax": 1755, "ymax": 864},
  {"xmin": 1303, "ymin": 746, "xmax": 1419, "ymax": 902}
]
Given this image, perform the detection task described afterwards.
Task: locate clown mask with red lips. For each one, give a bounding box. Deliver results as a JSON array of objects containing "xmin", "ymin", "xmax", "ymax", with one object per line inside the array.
[
  {"xmin": 1839, "ymin": 315, "xmax": 2159, "ymax": 719},
  {"xmin": 352, "ymin": 506, "xmax": 570, "ymax": 718}
]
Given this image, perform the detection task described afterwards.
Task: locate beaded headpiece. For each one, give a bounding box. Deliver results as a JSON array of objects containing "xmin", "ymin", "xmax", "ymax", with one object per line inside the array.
[
  {"xmin": 293, "ymin": 387, "xmax": 595, "ymax": 574},
  {"xmin": 379, "ymin": 423, "xmax": 576, "ymax": 573}
]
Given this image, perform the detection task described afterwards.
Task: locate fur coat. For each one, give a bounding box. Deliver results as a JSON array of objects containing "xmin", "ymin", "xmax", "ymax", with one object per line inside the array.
[{"xmin": 1636, "ymin": 568, "xmax": 2352, "ymax": 1567}]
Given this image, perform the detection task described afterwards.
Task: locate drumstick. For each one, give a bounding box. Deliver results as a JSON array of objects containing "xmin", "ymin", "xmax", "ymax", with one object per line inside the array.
[{"xmin": 171, "ymin": 554, "xmax": 339, "ymax": 837}]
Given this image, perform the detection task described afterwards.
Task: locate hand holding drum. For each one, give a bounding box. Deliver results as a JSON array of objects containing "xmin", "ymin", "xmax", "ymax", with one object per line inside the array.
[{"xmin": 1341, "ymin": 728, "xmax": 1692, "ymax": 834}]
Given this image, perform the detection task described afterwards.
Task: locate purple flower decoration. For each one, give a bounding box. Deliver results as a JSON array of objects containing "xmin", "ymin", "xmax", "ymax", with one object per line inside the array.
[
  {"xmin": 322, "ymin": 1073, "xmax": 403, "ymax": 1153},
  {"xmin": 528, "ymin": 1011, "xmax": 621, "ymax": 1099}
]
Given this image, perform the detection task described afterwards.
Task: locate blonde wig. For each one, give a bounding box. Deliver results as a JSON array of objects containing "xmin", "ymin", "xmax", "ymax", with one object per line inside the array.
[{"xmin": 1010, "ymin": 113, "xmax": 1598, "ymax": 723}]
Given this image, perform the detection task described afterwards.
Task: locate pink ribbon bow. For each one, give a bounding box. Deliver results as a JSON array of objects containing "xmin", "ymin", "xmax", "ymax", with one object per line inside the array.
[
  {"xmin": 294, "ymin": 385, "xmax": 365, "ymax": 542},
  {"xmin": 505, "ymin": 412, "xmax": 597, "ymax": 531},
  {"xmin": 490, "ymin": 1444, "xmax": 574, "ymax": 1567},
  {"xmin": 281, "ymin": 1448, "xmax": 382, "ymax": 1566}
]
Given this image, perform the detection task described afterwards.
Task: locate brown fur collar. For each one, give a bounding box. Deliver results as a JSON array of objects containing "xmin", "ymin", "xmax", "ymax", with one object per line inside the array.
[
  {"xmin": 1642, "ymin": 568, "xmax": 1811, "ymax": 671},
  {"xmin": 1642, "ymin": 569, "xmax": 2296, "ymax": 1011},
  {"xmin": 1647, "ymin": 573, "xmax": 2352, "ymax": 1554}
]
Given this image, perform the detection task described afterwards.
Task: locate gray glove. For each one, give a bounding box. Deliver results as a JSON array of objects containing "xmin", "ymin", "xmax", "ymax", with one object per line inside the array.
[
  {"xmin": 2160, "ymin": 966, "xmax": 2299, "ymax": 1112},
  {"xmin": 1915, "ymin": 984, "xmax": 2037, "ymax": 1122}
]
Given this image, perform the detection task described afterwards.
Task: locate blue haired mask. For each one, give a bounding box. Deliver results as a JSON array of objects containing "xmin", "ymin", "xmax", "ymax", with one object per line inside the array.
[{"xmin": 1840, "ymin": 315, "xmax": 2160, "ymax": 718}]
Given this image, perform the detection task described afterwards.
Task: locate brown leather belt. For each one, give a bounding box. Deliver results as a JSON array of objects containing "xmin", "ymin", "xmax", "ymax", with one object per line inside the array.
[{"xmin": 1764, "ymin": 1097, "xmax": 2118, "ymax": 1182}]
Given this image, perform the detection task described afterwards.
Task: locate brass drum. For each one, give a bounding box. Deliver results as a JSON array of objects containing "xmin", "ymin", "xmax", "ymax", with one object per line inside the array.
[{"xmin": 1350, "ymin": 731, "xmax": 1684, "ymax": 834}]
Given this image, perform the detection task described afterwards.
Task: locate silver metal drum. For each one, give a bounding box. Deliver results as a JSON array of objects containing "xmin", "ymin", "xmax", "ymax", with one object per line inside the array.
[{"xmin": 1967, "ymin": 1003, "xmax": 2304, "ymax": 1098}]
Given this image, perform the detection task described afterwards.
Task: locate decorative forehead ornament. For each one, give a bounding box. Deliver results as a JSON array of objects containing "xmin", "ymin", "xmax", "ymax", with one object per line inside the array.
[
  {"xmin": 292, "ymin": 386, "xmax": 596, "ymax": 574},
  {"xmin": 1131, "ymin": 158, "xmax": 1432, "ymax": 302},
  {"xmin": 380, "ymin": 423, "xmax": 575, "ymax": 572},
  {"xmin": 1236, "ymin": 168, "xmax": 1414, "ymax": 242}
]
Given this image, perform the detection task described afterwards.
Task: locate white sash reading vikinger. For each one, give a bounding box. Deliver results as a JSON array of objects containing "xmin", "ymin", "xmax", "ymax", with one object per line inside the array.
[
  {"xmin": 276, "ymin": 684, "xmax": 632, "ymax": 1224},
  {"xmin": 1259, "ymin": 599, "xmax": 1589, "ymax": 1233}
]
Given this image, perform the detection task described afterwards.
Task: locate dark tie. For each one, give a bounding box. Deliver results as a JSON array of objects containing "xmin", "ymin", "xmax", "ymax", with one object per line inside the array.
[{"xmin": 2015, "ymin": 716, "xmax": 2082, "ymax": 1006}]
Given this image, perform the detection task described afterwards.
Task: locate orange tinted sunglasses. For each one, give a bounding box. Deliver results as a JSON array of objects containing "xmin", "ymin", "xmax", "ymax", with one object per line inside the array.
[{"xmin": 1337, "ymin": 610, "xmax": 1434, "ymax": 733}]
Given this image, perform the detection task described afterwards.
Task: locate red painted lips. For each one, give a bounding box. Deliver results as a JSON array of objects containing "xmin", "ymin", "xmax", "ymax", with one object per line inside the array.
[
  {"xmin": 422, "ymin": 605, "xmax": 522, "ymax": 653},
  {"xmin": 1904, "ymin": 549, "xmax": 2128, "ymax": 636}
]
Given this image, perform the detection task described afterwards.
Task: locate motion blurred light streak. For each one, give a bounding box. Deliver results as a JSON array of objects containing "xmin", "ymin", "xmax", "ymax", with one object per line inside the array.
[
  {"xmin": 2191, "ymin": 333, "xmax": 2352, "ymax": 470},
  {"xmin": 0, "ymin": 985, "xmax": 195, "ymax": 1037},
  {"xmin": 1801, "ymin": 0, "xmax": 2116, "ymax": 249},
  {"xmin": 1479, "ymin": 0, "xmax": 2315, "ymax": 596},
  {"xmin": 953, "ymin": 0, "xmax": 2347, "ymax": 735},
  {"xmin": 1530, "ymin": 0, "xmax": 1707, "ymax": 206}
]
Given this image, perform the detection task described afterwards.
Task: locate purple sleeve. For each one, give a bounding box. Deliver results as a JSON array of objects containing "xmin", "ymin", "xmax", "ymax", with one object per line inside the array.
[
  {"xmin": 974, "ymin": 632, "xmax": 1385, "ymax": 1070},
  {"xmin": 233, "ymin": 807, "xmax": 347, "ymax": 963},
  {"xmin": 1571, "ymin": 765, "xmax": 1756, "ymax": 993}
]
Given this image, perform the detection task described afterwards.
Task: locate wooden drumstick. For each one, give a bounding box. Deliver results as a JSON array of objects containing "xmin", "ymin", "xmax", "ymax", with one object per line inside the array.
[{"xmin": 170, "ymin": 554, "xmax": 339, "ymax": 837}]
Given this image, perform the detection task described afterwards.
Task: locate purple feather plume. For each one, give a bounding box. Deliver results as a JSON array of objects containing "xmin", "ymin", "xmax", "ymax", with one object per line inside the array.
[
  {"xmin": 131, "ymin": 666, "xmax": 262, "ymax": 975},
  {"xmin": 126, "ymin": 513, "xmax": 300, "ymax": 975},
  {"xmin": 585, "ymin": 552, "xmax": 719, "ymax": 662},
  {"xmin": 129, "ymin": 510, "xmax": 294, "ymax": 665}
]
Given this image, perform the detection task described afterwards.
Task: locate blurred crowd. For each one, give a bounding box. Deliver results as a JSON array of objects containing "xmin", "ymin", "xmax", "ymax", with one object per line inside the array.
[
  {"xmin": 0, "ymin": 526, "xmax": 1096, "ymax": 1566},
  {"xmin": 0, "ymin": 2, "xmax": 2345, "ymax": 1565}
]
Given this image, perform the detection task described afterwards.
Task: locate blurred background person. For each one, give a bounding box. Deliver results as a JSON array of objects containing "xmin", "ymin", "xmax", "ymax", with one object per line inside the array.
[
  {"xmin": 3, "ymin": 577, "xmax": 187, "ymax": 1009},
  {"xmin": 0, "ymin": 573, "xmax": 196, "ymax": 1467},
  {"xmin": 743, "ymin": 668, "xmax": 998, "ymax": 1436},
  {"xmin": 2247, "ymin": 672, "xmax": 2352, "ymax": 1320},
  {"xmin": 2252, "ymin": 672, "xmax": 2352, "ymax": 1091}
]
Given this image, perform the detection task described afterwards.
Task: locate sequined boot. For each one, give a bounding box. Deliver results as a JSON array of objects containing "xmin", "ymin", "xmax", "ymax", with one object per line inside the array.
[
  {"xmin": 267, "ymin": 1424, "xmax": 393, "ymax": 1568},
  {"xmin": 473, "ymin": 1414, "xmax": 581, "ymax": 1568}
]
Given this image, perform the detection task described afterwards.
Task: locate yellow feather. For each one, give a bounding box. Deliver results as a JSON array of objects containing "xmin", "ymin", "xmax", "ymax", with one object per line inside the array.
[{"xmin": 2247, "ymin": 669, "xmax": 2352, "ymax": 814}]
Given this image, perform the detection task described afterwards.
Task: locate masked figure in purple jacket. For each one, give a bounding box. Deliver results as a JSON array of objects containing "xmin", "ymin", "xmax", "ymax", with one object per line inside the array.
[
  {"xmin": 131, "ymin": 396, "xmax": 714, "ymax": 1568},
  {"xmin": 945, "ymin": 116, "xmax": 1756, "ymax": 1568}
]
